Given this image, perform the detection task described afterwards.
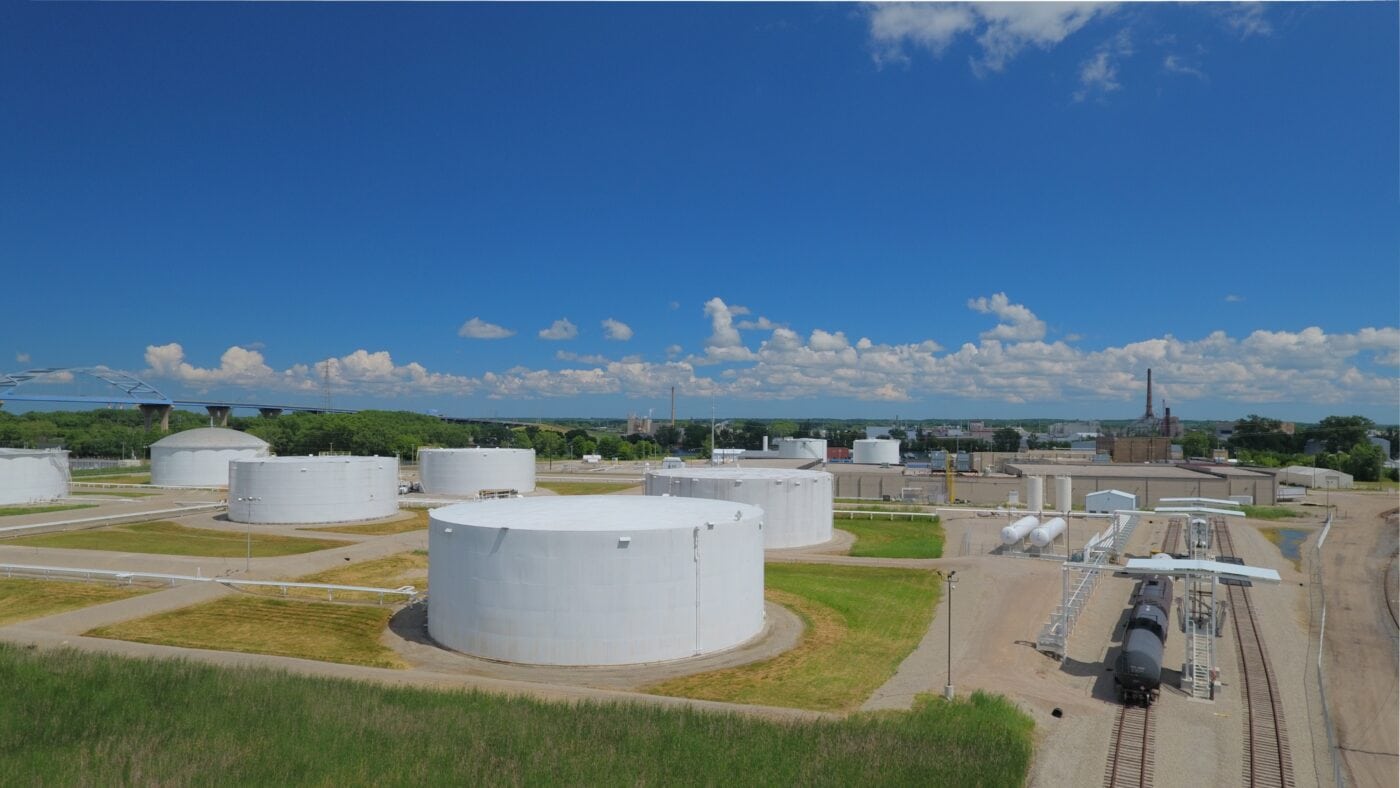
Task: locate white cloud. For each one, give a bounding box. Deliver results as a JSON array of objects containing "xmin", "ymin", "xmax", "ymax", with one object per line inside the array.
[
  {"xmin": 1163, "ymin": 54, "xmax": 1206, "ymax": 80},
  {"xmin": 868, "ymin": 2, "xmax": 1111, "ymax": 73},
  {"xmin": 967, "ymin": 293, "xmax": 1047, "ymax": 341},
  {"xmin": 15, "ymin": 352, "xmax": 29, "ymax": 364},
  {"xmin": 538, "ymin": 318, "xmax": 578, "ymax": 341},
  {"xmin": 602, "ymin": 318, "xmax": 634, "ymax": 341},
  {"xmin": 457, "ymin": 318, "xmax": 515, "ymax": 340},
  {"xmin": 736, "ymin": 316, "xmax": 780, "ymax": 331},
  {"xmin": 1073, "ymin": 29, "xmax": 1133, "ymax": 102},
  {"xmin": 1224, "ymin": 294, "xmax": 1244, "ymax": 303},
  {"xmin": 808, "ymin": 329, "xmax": 851, "ymax": 352},
  {"xmin": 1219, "ymin": 3, "xmax": 1272, "ymax": 39}
]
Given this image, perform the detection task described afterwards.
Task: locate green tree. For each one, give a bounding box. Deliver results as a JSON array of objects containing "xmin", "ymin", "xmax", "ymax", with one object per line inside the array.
[
  {"xmin": 991, "ymin": 428, "xmax": 1021, "ymax": 453},
  {"xmin": 1180, "ymin": 431, "xmax": 1214, "ymax": 459},
  {"xmin": 1346, "ymin": 441, "xmax": 1384, "ymax": 482},
  {"xmin": 1307, "ymin": 416, "xmax": 1374, "ymax": 453}
]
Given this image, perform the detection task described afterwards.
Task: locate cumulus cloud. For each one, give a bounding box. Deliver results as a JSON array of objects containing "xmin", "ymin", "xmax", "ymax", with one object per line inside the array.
[
  {"xmin": 458, "ymin": 318, "xmax": 515, "ymax": 340},
  {"xmin": 602, "ymin": 318, "xmax": 634, "ymax": 341},
  {"xmin": 736, "ymin": 316, "xmax": 780, "ymax": 331},
  {"xmin": 15, "ymin": 352, "xmax": 29, "ymax": 364},
  {"xmin": 967, "ymin": 293, "xmax": 1047, "ymax": 341},
  {"xmin": 1224, "ymin": 294, "xmax": 1244, "ymax": 303},
  {"xmin": 1074, "ymin": 29, "xmax": 1133, "ymax": 102},
  {"xmin": 698, "ymin": 297, "xmax": 757, "ymax": 363},
  {"xmin": 869, "ymin": 2, "xmax": 1110, "ymax": 73},
  {"xmin": 538, "ymin": 318, "xmax": 578, "ymax": 341}
]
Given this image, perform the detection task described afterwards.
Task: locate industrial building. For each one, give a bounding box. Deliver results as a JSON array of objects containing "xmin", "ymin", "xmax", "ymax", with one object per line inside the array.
[
  {"xmin": 1275, "ymin": 465, "xmax": 1353, "ymax": 489},
  {"xmin": 427, "ymin": 496, "xmax": 765, "ymax": 666},
  {"xmin": 149, "ymin": 428, "xmax": 270, "ymax": 487},
  {"xmin": 418, "ymin": 448, "xmax": 536, "ymax": 497},
  {"xmin": 0, "ymin": 447, "xmax": 69, "ymax": 505},
  {"xmin": 644, "ymin": 466, "xmax": 833, "ymax": 549},
  {"xmin": 227, "ymin": 456, "xmax": 400, "ymax": 524},
  {"xmin": 852, "ymin": 438, "xmax": 900, "ymax": 465}
]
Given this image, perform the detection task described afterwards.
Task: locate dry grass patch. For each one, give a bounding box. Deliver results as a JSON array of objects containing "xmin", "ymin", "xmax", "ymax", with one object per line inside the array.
[
  {"xmin": 0, "ymin": 578, "xmax": 150, "ymax": 626},
  {"xmin": 243, "ymin": 551, "xmax": 429, "ymax": 602},
  {"xmin": 647, "ymin": 563, "xmax": 940, "ymax": 711},
  {"xmin": 536, "ymin": 481, "xmax": 640, "ymax": 495},
  {"xmin": 0, "ymin": 503, "xmax": 96, "ymax": 517},
  {"xmin": 306, "ymin": 509, "xmax": 429, "ymax": 535},
  {"xmin": 87, "ymin": 595, "xmax": 405, "ymax": 669},
  {"xmin": 9, "ymin": 521, "xmax": 346, "ymax": 557}
]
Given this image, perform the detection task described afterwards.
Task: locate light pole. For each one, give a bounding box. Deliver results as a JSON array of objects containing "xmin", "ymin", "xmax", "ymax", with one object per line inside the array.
[
  {"xmin": 944, "ymin": 570, "xmax": 958, "ymax": 700},
  {"xmin": 238, "ymin": 496, "xmax": 261, "ymax": 572}
]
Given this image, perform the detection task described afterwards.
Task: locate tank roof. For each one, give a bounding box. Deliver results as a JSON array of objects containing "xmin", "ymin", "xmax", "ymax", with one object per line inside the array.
[
  {"xmin": 646, "ymin": 467, "xmax": 830, "ymax": 481},
  {"xmin": 0, "ymin": 448, "xmax": 68, "ymax": 457},
  {"xmin": 151, "ymin": 428, "xmax": 268, "ymax": 450},
  {"xmin": 433, "ymin": 495, "xmax": 763, "ymax": 532},
  {"xmin": 419, "ymin": 447, "xmax": 533, "ymax": 454},
  {"xmin": 233, "ymin": 455, "xmax": 391, "ymax": 465}
]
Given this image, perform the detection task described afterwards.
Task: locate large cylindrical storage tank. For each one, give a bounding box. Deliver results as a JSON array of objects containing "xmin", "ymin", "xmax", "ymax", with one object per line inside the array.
[
  {"xmin": 0, "ymin": 448, "xmax": 70, "ymax": 505},
  {"xmin": 418, "ymin": 448, "xmax": 536, "ymax": 496},
  {"xmin": 852, "ymin": 438, "xmax": 901, "ymax": 465},
  {"xmin": 1055, "ymin": 475, "xmax": 1073, "ymax": 512},
  {"xmin": 1027, "ymin": 476, "xmax": 1045, "ymax": 512},
  {"xmin": 228, "ymin": 456, "xmax": 399, "ymax": 524},
  {"xmin": 150, "ymin": 428, "xmax": 269, "ymax": 487},
  {"xmin": 644, "ymin": 467, "xmax": 833, "ymax": 549},
  {"xmin": 429, "ymin": 496, "xmax": 765, "ymax": 666},
  {"xmin": 776, "ymin": 438, "xmax": 828, "ymax": 461}
]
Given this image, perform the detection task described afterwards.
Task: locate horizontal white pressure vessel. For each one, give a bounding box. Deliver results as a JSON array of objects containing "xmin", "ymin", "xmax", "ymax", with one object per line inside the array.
[
  {"xmin": 1030, "ymin": 517, "xmax": 1068, "ymax": 548},
  {"xmin": 1000, "ymin": 515, "xmax": 1040, "ymax": 545}
]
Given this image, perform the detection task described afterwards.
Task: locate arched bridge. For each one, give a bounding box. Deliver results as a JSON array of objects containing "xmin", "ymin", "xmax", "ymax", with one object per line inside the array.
[{"xmin": 0, "ymin": 367, "xmax": 356, "ymax": 430}]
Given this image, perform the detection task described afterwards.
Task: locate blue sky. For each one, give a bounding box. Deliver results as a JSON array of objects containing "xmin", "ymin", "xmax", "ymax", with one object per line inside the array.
[{"xmin": 2, "ymin": 2, "xmax": 1396, "ymax": 422}]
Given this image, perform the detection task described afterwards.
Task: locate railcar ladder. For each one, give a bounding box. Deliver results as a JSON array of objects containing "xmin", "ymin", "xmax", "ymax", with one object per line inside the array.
[{"xmin": 1182, "ymin": 572, "xmax": 1217, "ymax": 700}]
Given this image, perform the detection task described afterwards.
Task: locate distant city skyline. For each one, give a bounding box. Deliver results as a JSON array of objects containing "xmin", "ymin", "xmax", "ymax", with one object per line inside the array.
[{"xmin": 3, "ymin": 3, "xmax": 1395, "ymax": 422}]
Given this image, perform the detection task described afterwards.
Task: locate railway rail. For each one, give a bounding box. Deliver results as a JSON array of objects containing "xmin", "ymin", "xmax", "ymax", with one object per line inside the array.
[
  {"xmin": 1104, "ymin": 704, "xmax": 1155, "ymax": 788},
  {"xmin": 1215, "ymin": 522, "xmax": 1296, "ymax": 788},
  {"xmin": 1162, "ymin": 519, "xmax": 1181, "ymax": 556}
]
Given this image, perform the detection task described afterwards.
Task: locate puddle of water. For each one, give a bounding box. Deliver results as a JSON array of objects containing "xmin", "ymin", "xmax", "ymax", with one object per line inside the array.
[{"xmin": 1272, "ymin": 527, "xmax": 1309, "ymax": 563}]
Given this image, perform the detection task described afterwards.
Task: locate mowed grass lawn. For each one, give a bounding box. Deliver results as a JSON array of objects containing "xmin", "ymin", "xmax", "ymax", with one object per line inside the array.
[
  {"xmin": 0, "ymin": 503, "xmax": 96, "ymax": 517},
  {"xmin": 837, "ymin": 514, "xmax": 944, "ymax": 559},
  {"xmin": 0, "ymin": 644, "xmax": 1033, "ymax": 786},
  {"xmin": 74, "ymin": 474, "xmax": 151, "ymax": 485},
  {"xmin": 1242, "ymin": 505, "xmax": 1305, "ymax": 520},
  {"xmin": 648, "ymin": 563, "xmax": 940, "ymax": 711},
  {"xmin": 537, "ymin": 480, "xmax": 640, "ymax": 495},
  {"xmin": 242, "ymin": 551, "xmax": 429, "ymax": 603},
  {"xmin": 9, "ymin": 521, "xmax": 346, "ymax": 557},
  {"xmin": 87, "ymin": 595, "xmax": 405, "ymax": 669},
  {"xmin": 306, "ymin": 508, "xmax": 429, "ymax": 535},
  {"xmin": 0, "ymin": 578, "xmax": 150, "ymax": 627}
]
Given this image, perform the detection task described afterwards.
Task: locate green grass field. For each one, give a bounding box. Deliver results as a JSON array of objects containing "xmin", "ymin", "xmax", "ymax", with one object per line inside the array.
[
  {"xmin": 537, "ymin": 480, "xmax": 640, "ymax": 495},
  {"xmin": 649, "ymin": 563, "xmax": 940, "ymax": 711},
  {"xmin": 72, "ymin": 474, "xmax": 151, "ymax": 485},
  {"xmin": 70, "ymin": 465, "xmax": 151, "ymax": 478},
  {"xmin": 0, "ymin": 578, "xmax": 150, "ymax": 627},
  {"xmin": 69, "ymin": 490, "xmax": 159, "ymax": 498},
  {"xmin": 0, "ymin": 503, "xmax": 96, "ymax": 518},
  {"xmin": 837, "ymin": 515, "xmax": 944, "ymax": 559},
  {"xmin": 0, "ymin": 644, "xmax": 1033, "ymax": 785},
  {"xmin": 306, "ymin": 509, "xmax": 428, "ymax": 535},
  {"xmin": 1241, "ymin": 505, "xmax": 1304, "ymax": 520},
  {"xmin": 241, "ymin": 551, "xmax": 429, "ymax": 603},
  {"xmin": 9, "ymin": 521, "xmax": 346, "ymax": 557},
  {"xmin": 833, "ymin": 501, "xmax": 928, "ymax": 513},
  {"xmin": 87, "ymin": 595, "xmax": 405, "ymax": 669}
]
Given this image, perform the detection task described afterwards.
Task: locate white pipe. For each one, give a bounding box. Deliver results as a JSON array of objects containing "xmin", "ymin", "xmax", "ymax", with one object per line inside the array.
[
  {"xmin": 0, "ymin": 562, "xmax": 418, "ymax": 599},
  {"xmin": 1000, "ymin": 515, "xmax": 1040, "ymax": 545}
]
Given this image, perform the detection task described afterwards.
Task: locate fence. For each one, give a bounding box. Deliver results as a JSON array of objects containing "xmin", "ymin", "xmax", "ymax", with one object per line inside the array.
[{"xmin": 1305, "ymin": 512, "xmax": 1345, "ymax": 787}]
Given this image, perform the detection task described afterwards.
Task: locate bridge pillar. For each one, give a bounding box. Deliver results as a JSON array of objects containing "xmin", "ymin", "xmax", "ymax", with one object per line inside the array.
[
  {"xmin": 258, "ymin": 408, "xmax": 283, "ymax": 419},
  {"xmin": 140, "ymin": 404, "xmax": 172, "ymax": 432},
  {"xmin": 206, "ymin": 406, "xmax": 231, "ymax": 427}
]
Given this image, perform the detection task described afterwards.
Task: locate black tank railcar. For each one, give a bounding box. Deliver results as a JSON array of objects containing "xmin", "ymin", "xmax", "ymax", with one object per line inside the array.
[{"xmin": 1114, "ymin": 576, "xmax": 1174, "ymax": 705}]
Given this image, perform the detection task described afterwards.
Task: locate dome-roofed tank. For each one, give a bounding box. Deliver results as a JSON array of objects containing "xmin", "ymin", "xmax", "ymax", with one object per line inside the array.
[
  {"xmin": 0, "ymin": 448, "xmax": 70, "ymax": 505},
  {"xmin": 644, "ymin": 466, "xmax": 833, "ymax": 549},
  {"xmin": 228, "ymin": 456, "xmax": 399, "ymax": 524},
  {"xmin": 428, "ymin": 496, "xmax": 765, "ymax": 666},
  {"xmin": 150, "ymin": 428, "xmax": 270, "ymax": 487}
]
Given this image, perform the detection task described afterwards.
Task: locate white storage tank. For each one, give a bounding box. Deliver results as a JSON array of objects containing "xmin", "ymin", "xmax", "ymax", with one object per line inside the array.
[
  {"xmin": 1000, "ymin": 515, "xmax": 1039, "ymax": 545},
  {"xmin": 0, "ymin": 448, "xmax": 70, "ymax": 505},
  {"xmin": 1027, "ymin": 476, "xmax": 1045, "ymax": 512},
  {"xmin": 1055, "ymin": 475, "xmax": 1073, "ymax": 512},
  {"xmin": 228, "ymin": 456, "xmax": 399, "ymax": 524},
  {"xmin": 644, "ymin": 467, "xmax": 833, "ymax": 549},
  {"xmin": 418, "ymin": 448, "xmax": 536, "ymax": 497},
  {"xmin": 852, "ymin": 438, "xmax": 901, "ymax": 465},
  {"xmin": 428, "ymin": 496, "xmax": 765, "ymax": 666},
  {"xmin": 1030, "ymin": 517, "xmax": 1068, "ymax": 548},
  {"xmin": 776, "ymin": 438, "xmax": 828, "ymax": 461},
  {"xmin": 149, "ymin": 428, "xmax": 269, "ymax": 487}
]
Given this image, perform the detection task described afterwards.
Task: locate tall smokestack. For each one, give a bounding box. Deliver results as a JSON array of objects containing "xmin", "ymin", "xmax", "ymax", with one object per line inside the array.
[
  {"xmin": 1144, "ymin": 368, "xmax": 1155, "ymax": 420},
  {"xmin": 1163, "ymin": 404, "xmax": 1171, "ymax": 437}
]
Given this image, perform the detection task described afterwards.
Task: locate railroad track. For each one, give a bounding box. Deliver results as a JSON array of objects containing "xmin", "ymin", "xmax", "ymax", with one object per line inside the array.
[
  {"xmin": 1162, "ymin": 518, "xmax": 1182, "ymax": 555},
  {"xmin": 1215, "ymin": 523, "xmax": 1296, "ymax": 788},
  {"xmin": 1104, "ymin": 704, "xmax": 1155, "ymax": 787}
]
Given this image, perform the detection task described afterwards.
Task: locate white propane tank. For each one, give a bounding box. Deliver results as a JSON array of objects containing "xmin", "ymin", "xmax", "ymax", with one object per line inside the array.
[
  {"xmin": 1030, "ymin": 517, "xmax": 1068, "ymax": 548},
  {"xmin": 1000, "ymin": 515, "xmax": 1040, "ymax": 545},
  {"xmin": 1054, "ymin": 476, "xmax": 1072, "ymax": 512},
  {"xmin": 1027, "ymin": 476, "xmax": 1045, "ymax": 513}
]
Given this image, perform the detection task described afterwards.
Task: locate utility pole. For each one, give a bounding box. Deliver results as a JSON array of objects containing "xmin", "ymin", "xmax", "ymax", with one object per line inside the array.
[{"xmin": 944, "ymin": 570, "xmax": 958, "ymax": 700}]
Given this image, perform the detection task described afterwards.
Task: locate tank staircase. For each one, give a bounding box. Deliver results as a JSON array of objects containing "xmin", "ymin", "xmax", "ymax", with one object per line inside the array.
[
  {"xmin": 1180, "ymin": 516, "xmax": 1219, "ymax": 700},
  {"xmin": 1037, "ymin": 511, "xmax": 1143, "ymax": 659}
]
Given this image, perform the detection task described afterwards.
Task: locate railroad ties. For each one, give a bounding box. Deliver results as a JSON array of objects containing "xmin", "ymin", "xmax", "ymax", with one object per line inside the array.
[
  {"xmin": 1215, "ymin": 521, "xmax": 1296, "ymax": 788},
  {"xmin": 1104, "ymin": 705, "xmax": 1155, "ymax": 788}
]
